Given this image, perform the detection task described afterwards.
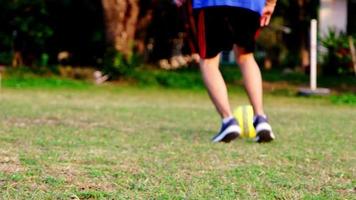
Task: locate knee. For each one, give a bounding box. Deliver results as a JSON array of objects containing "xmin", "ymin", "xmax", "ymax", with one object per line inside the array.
[
  {"xmin": 236, "ymin": 53, "xmax": 254, "ymax": 66},
  {"xmin": 200, "ymin": 56, "xmax": 220, "ymax": 69}
]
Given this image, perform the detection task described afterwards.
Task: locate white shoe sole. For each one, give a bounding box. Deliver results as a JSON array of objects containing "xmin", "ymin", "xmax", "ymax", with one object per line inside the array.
[
  {"xmin": 254, "ymin": 122, "xmax": 275, "ymax": 143},
  {"xmin": 212, "ymin": 125, "xmax": 241, "ymax": 143}
]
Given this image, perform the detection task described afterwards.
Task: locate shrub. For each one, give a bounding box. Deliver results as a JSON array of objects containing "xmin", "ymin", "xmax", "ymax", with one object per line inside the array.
[
  {"xmin": 320, "ymin": 30, "xmax": 354, "ymax": 75},
  {"xmin": 331, "ymin": 94, "xmax": 356, "ymax": 105},
  {"xmin": 102, "ymin": 49, "xmax": 142, "ymax": 79}
]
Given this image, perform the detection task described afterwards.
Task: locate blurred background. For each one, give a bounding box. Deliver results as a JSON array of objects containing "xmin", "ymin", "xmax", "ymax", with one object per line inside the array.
[{"xmin": 0, "ymin": 0, "xmax": 355, "ymax": 88}]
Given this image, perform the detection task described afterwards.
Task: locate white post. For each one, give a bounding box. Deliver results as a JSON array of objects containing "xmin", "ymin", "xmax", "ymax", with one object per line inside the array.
[{"xmin": 310, "ymin": 19, "xmax": 318, "ymax": 90}]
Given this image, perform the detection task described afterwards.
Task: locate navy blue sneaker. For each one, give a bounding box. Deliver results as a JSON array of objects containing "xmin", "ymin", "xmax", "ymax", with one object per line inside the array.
[
  {"xmin": 253, "ymin": 115, "xmax": 275, "ymax": 143},
  {"xmin": 212, "ymin": 118, "xmax": 241, "ymax": 143}
]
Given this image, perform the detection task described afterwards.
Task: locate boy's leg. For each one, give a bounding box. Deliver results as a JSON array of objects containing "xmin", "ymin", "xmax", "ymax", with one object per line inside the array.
[
  {"xmin": 234, "ymin": 46, "xmax": 264, "ymax": 116},
  {"xmin": 200, "ymin": 53, "xmax": 241, "ymax": 143},
  {"xmin": 234, "ymin": 46, "xmax": 275, "ymax": 142},
  {"xmin": 199, "ymin": 53, "xmax": 232, "ymax": 118}
]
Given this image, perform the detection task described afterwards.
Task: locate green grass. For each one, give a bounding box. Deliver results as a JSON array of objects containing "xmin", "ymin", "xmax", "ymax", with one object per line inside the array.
[
  {"xmin": 0, "ymin": 77, "xmax": 355, "ymax": 199},
  {"xmin": 2, "ymin": 75, "xmax": 91, "ymax": 90}
]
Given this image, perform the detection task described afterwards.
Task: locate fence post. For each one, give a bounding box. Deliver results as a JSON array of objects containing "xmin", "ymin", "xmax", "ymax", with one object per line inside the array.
[{"xmin": 310, "ymin": 19, "xmax": 318, "ymax": 90}]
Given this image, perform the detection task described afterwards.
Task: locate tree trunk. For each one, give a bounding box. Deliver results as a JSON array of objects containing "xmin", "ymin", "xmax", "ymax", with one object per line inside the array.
[
  {"xmin": 101, "ymin": 0, "xmax": 139, "ymax": 58},
  {"xmin": 12, "ymin": 51, "xmax": 23, "ymax": 67}
]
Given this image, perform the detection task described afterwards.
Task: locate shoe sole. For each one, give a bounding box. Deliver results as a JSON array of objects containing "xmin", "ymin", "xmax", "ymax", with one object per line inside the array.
[
  {"xmin": 256, "ymin": 130, "xmax": 274, "ymax": 143},
  {"xmin": 221, "ymin": 132, "xmax": 239, "ymax": 143},
  {"xmin": 212, "ymin": 125, "xmax": 241, "ymax": 143}
]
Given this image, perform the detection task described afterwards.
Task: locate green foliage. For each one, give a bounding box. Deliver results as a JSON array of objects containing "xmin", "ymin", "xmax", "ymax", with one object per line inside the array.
[
  {"xmin": 320, "ymin": 30, "xmax": 354, "ymax": 75},
  {"xmin": 130, "ymin": 68, "xmax": 204, "ymax": 89},
  {"xmin": 0, "ymin": 52, "xmax": 12, "ymax": 65},
  {"xmin": 331, "ymin": 93, "xmax": 356, "ymax": 106},
  {"xmin": 5, "ymin": 65, "xmax": 58, "ymax": 76},
  {"xmin": 102, "ymin": 49, "xmax": 142, "ymax": 79},
  {"xmin": 0, "ymin": 1, "xmax": 53, "ymax": 45},
  {"xmin": 0, "ymin": 0, "xmax": 53, "ymax": 65},
  {"xmin": 38, "ymin": 53, "xmax": 49, "ymax": 67}
]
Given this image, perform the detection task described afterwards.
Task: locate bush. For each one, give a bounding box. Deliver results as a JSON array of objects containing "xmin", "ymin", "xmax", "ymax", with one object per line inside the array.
[
  {"xmin": 320, "ymin": 30, "xmax": 354, "ymax": 75},
  {"xmin": 129, "ymin": 67, "xmax": 204, "ymax": 89},
  {"xmin": 102, "ymin": 49, "xmax": 142, "ymax": 79},
  {"xmin": 331, "ymin": 94, "xmax": 356, "ymax": 105},
  {"xmin": 0, "ymin": 1, "xmax": 53, "ymax": 66},
  {"xmin": 0, "ymin": 52, "xmax": 12, "ymax": 65}
]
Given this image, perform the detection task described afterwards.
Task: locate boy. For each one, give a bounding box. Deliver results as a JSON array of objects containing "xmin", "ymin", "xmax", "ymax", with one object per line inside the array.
[{"xmin": 175, "ymin": 0, "xmax": 277, "ymax": 143}]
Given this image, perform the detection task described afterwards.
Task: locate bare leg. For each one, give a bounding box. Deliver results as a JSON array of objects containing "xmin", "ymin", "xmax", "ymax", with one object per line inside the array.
[
  {"xmin": 234, "ymin": 46, "xmax": 265, "ymax": 116},
  {"xmin": 199, "ymin": 53, "xmax": 232, "ymax": 118}
]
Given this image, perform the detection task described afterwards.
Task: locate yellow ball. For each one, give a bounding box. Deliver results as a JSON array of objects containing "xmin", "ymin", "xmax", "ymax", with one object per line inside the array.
[{"xmin": 233, "ymin": 105, "xmax": 256, "ymax": 138}]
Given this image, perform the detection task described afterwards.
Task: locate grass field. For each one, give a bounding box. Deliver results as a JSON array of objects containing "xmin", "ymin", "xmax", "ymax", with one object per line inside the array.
[{"xmin": 0, "ymin": 82, "xmax": 355, "ymax": 199}]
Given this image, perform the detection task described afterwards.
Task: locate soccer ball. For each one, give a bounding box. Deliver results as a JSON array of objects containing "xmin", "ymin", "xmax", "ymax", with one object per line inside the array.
[{"xmin": 233, "ymin": 105, "xmax": 256, "ymax": 138}]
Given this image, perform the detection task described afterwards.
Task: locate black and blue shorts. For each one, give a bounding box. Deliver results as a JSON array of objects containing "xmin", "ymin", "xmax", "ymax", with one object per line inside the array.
[{"xmin": 194, "ymin": 6, "xmax": 261, "ymax": 59}]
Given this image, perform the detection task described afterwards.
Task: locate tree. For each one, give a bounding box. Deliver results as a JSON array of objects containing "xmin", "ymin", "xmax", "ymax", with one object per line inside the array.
[
  {"xmin": 269, "ymin": 0, "xmax": 318, "ymax": 70},
  {"xmin": 101, "ymin": 0, "xmax": 140, "ymax": 59},
  {"xmin": 0, "ymin": 0, "xmax": 53, "ymax": 67}
]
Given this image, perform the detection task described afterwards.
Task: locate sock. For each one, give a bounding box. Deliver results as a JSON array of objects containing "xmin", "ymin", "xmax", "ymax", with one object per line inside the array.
[
  {"xmin": 253, "ymin": 114, "xmax": 267, "ymax": 122},
  {"xmin": 222, "ymin": 116, "xmax": 234, "ymax": 124}
]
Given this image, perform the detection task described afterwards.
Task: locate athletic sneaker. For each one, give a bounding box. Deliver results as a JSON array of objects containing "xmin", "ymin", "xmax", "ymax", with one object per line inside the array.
[
  {"xmin": 212, "ymin": 118, "xmax": 241, "ymax": 143},
  {"xmin": 253, "ymin": 115, "xmax": 275, "ymax": 143}
]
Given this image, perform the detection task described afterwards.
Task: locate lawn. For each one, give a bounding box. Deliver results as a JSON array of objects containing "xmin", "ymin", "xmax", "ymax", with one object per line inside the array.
[{"xmin": 0, "ymin": 82, "xmax": 355, "ymax": 199}]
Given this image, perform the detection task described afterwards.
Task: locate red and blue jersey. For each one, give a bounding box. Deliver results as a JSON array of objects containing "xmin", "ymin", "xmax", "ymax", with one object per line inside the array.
[{"xmin": 193, "ymin": 0, "xmax": 266, "ymax": 15}]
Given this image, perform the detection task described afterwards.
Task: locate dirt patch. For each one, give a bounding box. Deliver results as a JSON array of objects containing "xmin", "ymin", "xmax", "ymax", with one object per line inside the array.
[
  {"xmin": 4, "ymin": 116, "xmax": 105, "ymax": 129},
  {"xmin": 74, "ymin": 181, "xmax": 117, "ymax": 192},
  {"xmin": 0, "ymin": 150, "xmax": 24, "ymax": 173},
  {"xmin": 45, "ymin": 164, "xmax": 81, "ymax": 183},
  {"xmin": 5, "ymin": 117, "xmax": 62, "ymax": 128}
]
